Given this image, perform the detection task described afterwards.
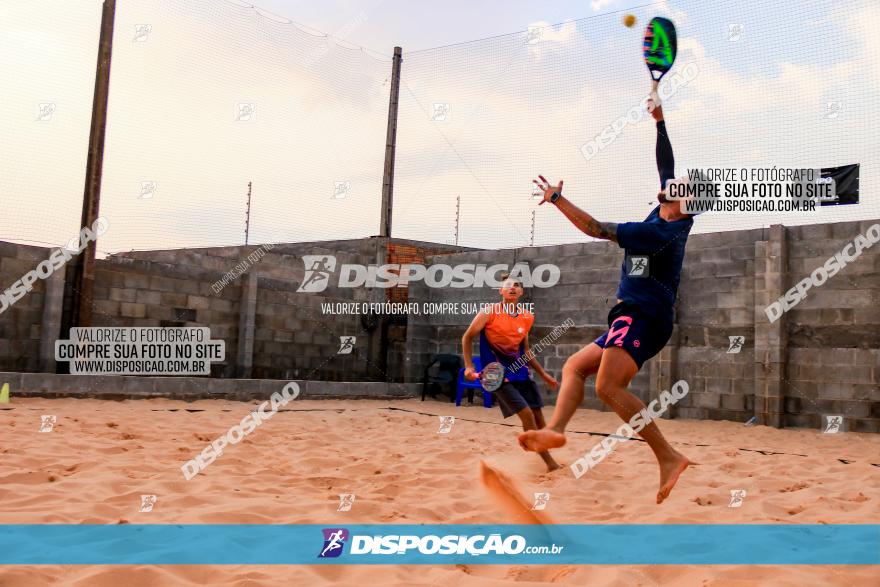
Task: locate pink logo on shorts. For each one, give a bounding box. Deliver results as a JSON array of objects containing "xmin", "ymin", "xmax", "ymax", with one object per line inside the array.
[{"xmin": 606, "ymin": 316, "xmax": 633, "ymax": 347}]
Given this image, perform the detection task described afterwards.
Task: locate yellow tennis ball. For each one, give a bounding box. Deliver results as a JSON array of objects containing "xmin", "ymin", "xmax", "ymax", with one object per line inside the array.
[{"xmin": 623, "ymin": 14, "xmax": 636, "ymax": 28}]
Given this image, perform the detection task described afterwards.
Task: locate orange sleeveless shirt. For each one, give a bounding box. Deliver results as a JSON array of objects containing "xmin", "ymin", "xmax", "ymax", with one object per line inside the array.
[{"xmin": 483, "ymin": 303, "xmax": 535, "ymax": 356}]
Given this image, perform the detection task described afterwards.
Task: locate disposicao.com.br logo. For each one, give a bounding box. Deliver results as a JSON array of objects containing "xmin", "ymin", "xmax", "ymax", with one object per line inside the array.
[
  {"xmin": 297, "ymin": 255, "xmax": 560, "ymax": 292},
  {"xmin": 317, "ymin": 528, "xmax": 564, "ymax": 558}
]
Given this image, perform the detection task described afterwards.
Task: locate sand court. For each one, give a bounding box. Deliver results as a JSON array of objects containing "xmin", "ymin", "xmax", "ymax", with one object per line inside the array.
[{"xmin": 1, "ymin": 396, "xmax": 877, "ymax": 585}]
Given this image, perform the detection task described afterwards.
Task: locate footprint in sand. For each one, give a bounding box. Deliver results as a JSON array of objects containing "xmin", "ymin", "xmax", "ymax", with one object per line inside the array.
[
  {"xmin": 779, "ymin": 481, "xmax": 810, "ymax": 493},
  {"xmin": 691, "ymin": 495, "xmax": 715, "ymax": 506}
]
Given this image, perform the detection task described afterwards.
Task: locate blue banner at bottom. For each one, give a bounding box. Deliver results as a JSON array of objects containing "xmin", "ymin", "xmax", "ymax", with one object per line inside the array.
[{"xmin": 0, "ymin": 524, "xmax": 877, "ymax": 565}]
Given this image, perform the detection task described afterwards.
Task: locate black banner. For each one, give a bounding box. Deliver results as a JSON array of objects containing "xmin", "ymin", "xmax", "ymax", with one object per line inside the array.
[{"xmin": 820, "ymin": 164, "xmax": 859, "ymax": 206}]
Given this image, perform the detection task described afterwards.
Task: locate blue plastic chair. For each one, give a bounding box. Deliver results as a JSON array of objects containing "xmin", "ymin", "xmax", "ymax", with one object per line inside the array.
[{"xmin": 456, "ymin": 357, "xmax": 494, "ymax": 408}]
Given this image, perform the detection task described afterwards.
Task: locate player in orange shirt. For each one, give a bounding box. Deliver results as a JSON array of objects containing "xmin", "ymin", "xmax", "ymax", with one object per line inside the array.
[{"xmin": 461, "ymin": 273, "xmax": 561, "ymax": 471}]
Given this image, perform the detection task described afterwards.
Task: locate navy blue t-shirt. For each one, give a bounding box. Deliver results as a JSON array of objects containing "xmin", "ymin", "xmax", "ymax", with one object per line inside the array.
[{"xmin": 615, "ymin": 206, "xmax": 692, "ymax": 320}]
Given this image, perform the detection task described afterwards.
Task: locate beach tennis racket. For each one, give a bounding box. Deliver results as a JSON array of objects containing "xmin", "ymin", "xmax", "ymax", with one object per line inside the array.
[
  {"xmin": 478, "ymin": 361, "xmax": 507, "ymax": 392},
  {"xmin": 643, "ymin": 17, "xmax": 677, "ymax": 81}
]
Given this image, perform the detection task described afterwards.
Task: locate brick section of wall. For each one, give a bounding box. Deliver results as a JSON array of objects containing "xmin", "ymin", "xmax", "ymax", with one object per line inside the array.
[{"xmin": 385, "ymin": 241, "xmax": 470, "ymax": 304}]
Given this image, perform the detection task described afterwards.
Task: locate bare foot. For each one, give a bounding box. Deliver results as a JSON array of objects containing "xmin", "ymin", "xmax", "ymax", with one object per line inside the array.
[
  {"xmin": 518, "ymin": 428, "xmax": 566, "ymax": 452},
  {"xmin": 656, "ymin": 453, "xmax": 691, "ymax": 504}
]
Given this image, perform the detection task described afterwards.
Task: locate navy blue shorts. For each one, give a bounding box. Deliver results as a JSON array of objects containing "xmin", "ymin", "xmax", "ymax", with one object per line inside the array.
[
  {"xmin": 494, "ymin": 379, "xmax": 543, "ymax": 419},
  {"xmin": 594, "ymin": 302, "xmax": 673, "ymax": 369}
]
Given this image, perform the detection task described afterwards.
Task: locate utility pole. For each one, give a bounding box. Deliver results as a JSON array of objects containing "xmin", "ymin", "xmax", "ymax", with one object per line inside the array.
[
  {"xmin": 70, "ymin": 0, "xmax": 116, "ymax": 329},
  {"xmin": 379, "ymin": 47, "xmax": 402, "ymax": 237},
  {"xmin": 454, "ymin": 195, "xmax": 460, "ymax": 245},
  {"xmin": 244, "ymin": 181, "xmax": 252, "ymax": 245}
]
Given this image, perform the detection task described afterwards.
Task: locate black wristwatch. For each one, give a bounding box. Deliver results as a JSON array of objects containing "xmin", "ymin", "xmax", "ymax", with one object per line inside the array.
[{"xmin": 550, "ymin": 191, "xmax": 561, "ymax": 204}]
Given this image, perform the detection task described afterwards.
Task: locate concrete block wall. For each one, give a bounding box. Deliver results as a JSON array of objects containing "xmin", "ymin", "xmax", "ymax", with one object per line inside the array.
[
  {"xmin": 0, "ymin": 236, "xmax": 474, "ymax": 382},
  {"xmin": 404, "ymin": 241, "xmax": 654, "ymax": 409},
  {"xmin": 1, "ymin": 371, "xmax": 419, "ymax": 402},
  {"xmin": 0, "ymin": 242, "xmax": 51, "ymax": 371},
  {"xmin": 404, "ymin": 219, "xmax": 880, "ymax": 431},
  {"xmin": 112, "ymin": 240, "xmax": 385, "ymax": 380},
  {"xmin": 90, "ymin": 255, "xmax": 243, "ymax": 377},
  {"xmin": 780, "ymin": 220, "xmax": 880, "ymax": 432},
  {"xmin": 673, "ymin": 227, "xmax": 764, "ymax": 424},
  {"xmin": 2, "ymin": 219, "xmax": 877, "ymax": 430}
]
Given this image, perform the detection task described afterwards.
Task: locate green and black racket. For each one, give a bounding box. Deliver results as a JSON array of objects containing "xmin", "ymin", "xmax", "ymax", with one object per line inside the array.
[{"xmin": 643, "ymin": 17, "xmax": 677, "ymax": 81}]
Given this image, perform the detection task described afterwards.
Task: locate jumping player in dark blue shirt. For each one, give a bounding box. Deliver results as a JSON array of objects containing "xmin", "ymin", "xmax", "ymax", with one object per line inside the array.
[{"xmin": 520, "ymin": 95, "xmax": 693, "ymax": 504}]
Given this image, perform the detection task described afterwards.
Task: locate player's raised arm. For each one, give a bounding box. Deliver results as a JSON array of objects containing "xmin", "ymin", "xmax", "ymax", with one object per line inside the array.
[
  {"xmin": 533, "ymin": 175, "xmax": 618, "ymax": 242},
  {"xmin": 648, "ymin": 92, "xmax": 676, "ymax": 196}
]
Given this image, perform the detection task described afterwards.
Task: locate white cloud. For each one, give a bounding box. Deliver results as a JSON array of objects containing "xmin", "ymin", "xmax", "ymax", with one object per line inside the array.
[
  {"xmin": 525, "ymin": 19, "xmax": 577, "ymax": 44},
  {"xmin": 590, "ymin": 0, "xmax": 619, "ymax": 13}
]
